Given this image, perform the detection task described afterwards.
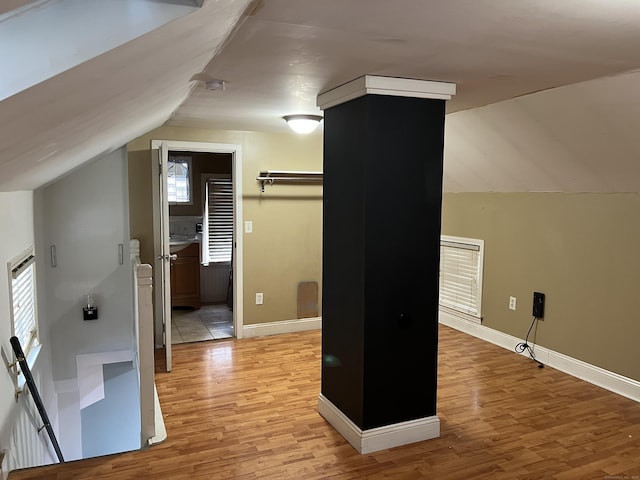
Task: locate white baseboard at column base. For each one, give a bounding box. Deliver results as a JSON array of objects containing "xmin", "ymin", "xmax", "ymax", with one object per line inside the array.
[
  {"xmin": 317, "ymin": 394, "xmax": 440, "ymax": 454},
  {"xmin": 439, "ymin": 309, "xmax": 640, "ymax": 403},
  {"xmin": 242, "ymin": 316, "xmax": 321, "ymax": 338}
]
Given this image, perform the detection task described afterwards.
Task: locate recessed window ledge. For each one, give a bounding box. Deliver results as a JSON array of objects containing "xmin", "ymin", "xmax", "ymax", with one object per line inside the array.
[{"xmin": 15, "ymin": 343, "xmax": 42, "ymax": 393}]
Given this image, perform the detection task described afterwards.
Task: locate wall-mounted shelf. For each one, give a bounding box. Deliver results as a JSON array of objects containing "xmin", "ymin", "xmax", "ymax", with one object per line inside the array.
[{"xmin": 256, "ymin": 170, "xmax": 323, "ymax": 192}]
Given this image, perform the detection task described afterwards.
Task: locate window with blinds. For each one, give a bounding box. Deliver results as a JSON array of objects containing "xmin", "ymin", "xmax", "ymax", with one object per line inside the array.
[
  {"xmin": 205, "ymin": 176, "xmax": 233, "ymax": 263},
  {"xmin": 167, "ymin": 156, "xmax": 191, "ymax": 204},
  {"xmin": 439, "ymin": 236, "xmax": 484, "ymax": 322},
  {"xmin": 9, "ymin": 251, "xmax": 38, "ymax": 353}
]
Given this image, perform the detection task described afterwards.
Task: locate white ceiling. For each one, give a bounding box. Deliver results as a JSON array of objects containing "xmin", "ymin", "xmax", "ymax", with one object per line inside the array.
[
  {"xmin": 171, "ymin": 0, "xmax": 640, "ymax": 133},
  {"xmin": 2, "ymin": 0, "xmax": 640, "ymax": 191}
]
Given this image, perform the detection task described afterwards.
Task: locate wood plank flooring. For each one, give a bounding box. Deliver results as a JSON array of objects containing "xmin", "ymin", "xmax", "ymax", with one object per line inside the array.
[{"xmin": 10, "ymin": 325, "xmax": 640, "ymax": 479}]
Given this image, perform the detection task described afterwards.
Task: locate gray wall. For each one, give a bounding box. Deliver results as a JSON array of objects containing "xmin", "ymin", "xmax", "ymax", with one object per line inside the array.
[{"xmin": 35, "ymin": 147, "xmax": 134, "ymax": 381}]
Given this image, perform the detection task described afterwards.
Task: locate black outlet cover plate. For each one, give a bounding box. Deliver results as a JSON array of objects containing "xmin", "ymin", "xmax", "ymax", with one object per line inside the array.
[{"xmin": 533, "ymin": 292, "xmax": 545, "ymax": 319}]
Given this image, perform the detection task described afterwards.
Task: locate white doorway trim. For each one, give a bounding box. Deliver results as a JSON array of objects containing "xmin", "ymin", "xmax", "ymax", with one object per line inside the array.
[{"xmin": 151, "ymin": 140, "xmax": 244, "ymax": 358}]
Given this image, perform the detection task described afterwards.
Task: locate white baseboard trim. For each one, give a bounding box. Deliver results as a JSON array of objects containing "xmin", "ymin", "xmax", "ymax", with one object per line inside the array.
[
  {"xmin": 242, "ymin": 316, "xmax": 321, "ymax": 338},
  {"xmin": 317, "ymin": 394, "xmax": 440, "ymax": 454},
  {"xmin": 439, "ymin": 309, "xmax": 640, "ymax": 403}
]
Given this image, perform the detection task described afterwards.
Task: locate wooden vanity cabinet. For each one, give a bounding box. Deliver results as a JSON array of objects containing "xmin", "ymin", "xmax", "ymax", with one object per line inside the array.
[{"xmin": 170, "ymin": 242, "xmax": 201, "ymax": 309}]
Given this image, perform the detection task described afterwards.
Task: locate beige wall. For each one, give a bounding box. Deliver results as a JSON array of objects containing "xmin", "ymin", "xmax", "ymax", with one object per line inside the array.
[
  {"xmin": 442, "ymin": 192, "xmax": 640, "ymax": 381},
  {"xmin": 128, "ymin": 126, "xmax": 323, "ymax": 326},
  {"xmin": 127, "ymin": 127, "xmax": 640, "ymax": 383}
]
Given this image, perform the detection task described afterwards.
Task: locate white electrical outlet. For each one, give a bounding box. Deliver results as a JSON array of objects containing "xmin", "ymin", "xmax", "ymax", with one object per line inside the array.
[
  {"xmin": 256, "ymin": 292, "xmax": 263, "ymax": 305},
  {"xmin": 245, "ymin": 221, "xmax": 253, "ymax": 234},
  {"xmin": 509, "ymin": 296, "xmax": 517, "ymax": 311}
]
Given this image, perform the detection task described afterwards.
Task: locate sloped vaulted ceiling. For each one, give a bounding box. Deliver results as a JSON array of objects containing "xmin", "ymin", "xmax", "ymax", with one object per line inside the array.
[
  {"xmin": 3, "ymin": 0, "xmax": 640, "ymax": 193},
  {"xmin": 172, "ymin": 0, "xmax": 640, "ymax": 133},
  {"xmin": 444, "ymin": 69, "xmax": 640, "ymax": 193},
  {"xmin": 0, "ymin": 0, "xmax": 253, "ymax": 191},
  {"xmin": 169, "ymin": 0, "xmax": 640, "ymax": 193}
]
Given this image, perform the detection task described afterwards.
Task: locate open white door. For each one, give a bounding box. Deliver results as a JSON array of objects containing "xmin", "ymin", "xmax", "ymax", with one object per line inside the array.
[
  {"xmin": 151, "ymin": 141, "xmax": 173, "ymax": 372},
  {"xmin": 151, "ymin": 139, "xmax": 244, "ymax": 372}
]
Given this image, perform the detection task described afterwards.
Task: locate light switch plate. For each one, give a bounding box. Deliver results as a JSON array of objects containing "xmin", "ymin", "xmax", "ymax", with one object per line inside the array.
[{"xmin": 245, "ymin": 221, "xmax": 253, "ymax": 234}]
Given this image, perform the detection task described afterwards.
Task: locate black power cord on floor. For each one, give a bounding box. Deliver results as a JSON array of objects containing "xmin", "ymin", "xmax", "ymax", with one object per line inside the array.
[{"xmin": 515, "ymin": 316, "xmax": 544, "ymax": 368}]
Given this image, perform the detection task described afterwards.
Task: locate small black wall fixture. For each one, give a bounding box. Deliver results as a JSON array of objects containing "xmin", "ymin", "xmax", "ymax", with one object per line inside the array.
[{"xmin": 83, "ymin": 294, "xmax": 98, "ymax": 320}]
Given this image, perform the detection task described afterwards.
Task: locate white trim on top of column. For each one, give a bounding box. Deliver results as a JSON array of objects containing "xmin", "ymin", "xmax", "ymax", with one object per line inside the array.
[{"xmin": 317, "ymin": 75, "xmax": 456, "ymax": 110}]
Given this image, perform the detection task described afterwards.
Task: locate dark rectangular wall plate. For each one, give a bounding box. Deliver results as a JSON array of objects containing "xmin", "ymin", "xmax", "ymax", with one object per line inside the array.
[{"xmin": 533, "ymin": 292, "xmax": 545, "ymax": 319}]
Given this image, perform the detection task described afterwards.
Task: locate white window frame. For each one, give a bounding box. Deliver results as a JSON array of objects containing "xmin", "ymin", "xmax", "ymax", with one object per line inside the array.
[
  {"xmin": 439, "ymin": 235, "xmax": 484, "ymax": 324},
  {"xmin": 7, "ymin": 247, "xmax": 40, "ymax": 371},
  {"xmin": 167, "ymin": 155, "xmax": 193, "ymax": 205},
  {"xmin": 202, "ymin": 174, "xmax": 233, "ymax": 265}
]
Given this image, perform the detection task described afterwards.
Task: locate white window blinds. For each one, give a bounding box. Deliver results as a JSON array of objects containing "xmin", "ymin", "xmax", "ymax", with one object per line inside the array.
[
  {"xmin": 204, "ymin": 176, "xmax": 233, "ymax": 264},
  {"xmin": 10, "ymin": 253, "xmax": 38, "ymax": 352},
  {"xmin": 439, "ymin": 237, "xmax": 484, "ymax": 319}
]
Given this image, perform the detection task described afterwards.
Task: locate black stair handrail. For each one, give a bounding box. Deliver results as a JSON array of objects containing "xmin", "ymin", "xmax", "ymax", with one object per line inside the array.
[{"xmin": 9, "ymin": 336, "xmax": 65, "ymax": 464}]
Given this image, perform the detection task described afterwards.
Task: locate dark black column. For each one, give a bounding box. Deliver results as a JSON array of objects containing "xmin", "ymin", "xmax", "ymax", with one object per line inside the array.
[{"xmin": 322, "ymin": 93, "xmax": 445, "ymax": 431}]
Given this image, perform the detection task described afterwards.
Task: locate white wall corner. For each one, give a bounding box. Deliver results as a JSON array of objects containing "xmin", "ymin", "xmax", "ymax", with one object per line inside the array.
[
  {"xmin": 242, "ymin": 316, "xmax": 321, "ymax": 339},
  {"xmin": 439, "ymin": 308, "xmax": 640, "ymax": 403},
  {"xmin": 317, "ymin": 394, "xmax": 440, "ymax": 454},
  {"xmin": 1, "ymin": 449, "xmax": 8, "ymax": 480}
]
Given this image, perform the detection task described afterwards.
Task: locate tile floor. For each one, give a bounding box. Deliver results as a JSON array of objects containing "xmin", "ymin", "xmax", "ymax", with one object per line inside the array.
[{"xmin": 171, "ymin": 304, "xmax": 233, "ymax": 344}]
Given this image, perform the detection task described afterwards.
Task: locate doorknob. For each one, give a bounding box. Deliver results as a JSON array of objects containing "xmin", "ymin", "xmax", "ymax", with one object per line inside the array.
[{"xmin": 157, "ymin": 254, "xmax": 178, "ymax": 261}]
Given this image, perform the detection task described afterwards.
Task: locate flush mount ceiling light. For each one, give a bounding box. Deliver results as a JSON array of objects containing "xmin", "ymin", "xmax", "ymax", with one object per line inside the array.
[{"xmin": 283, "ymin": 114, "xmax": 323, "ymax": 134}]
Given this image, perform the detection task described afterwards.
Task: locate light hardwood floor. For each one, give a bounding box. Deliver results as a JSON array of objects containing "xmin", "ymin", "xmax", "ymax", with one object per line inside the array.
[{"xmin": 10, "ymin": 325, "xmax": 640, "ymax": 479}]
